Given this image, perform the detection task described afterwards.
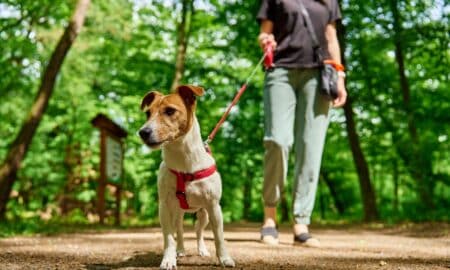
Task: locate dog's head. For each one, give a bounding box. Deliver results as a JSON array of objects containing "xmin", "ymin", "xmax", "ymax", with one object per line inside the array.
[{"xmin": 138, "ymin": 84, "xmax": 204, "ymax": 148}]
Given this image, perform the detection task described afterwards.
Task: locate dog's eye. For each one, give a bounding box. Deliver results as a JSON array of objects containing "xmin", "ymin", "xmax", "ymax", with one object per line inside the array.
[
  {"xmin": 164, "ymin": 107, "xmax": 176, "ymax": 116},
  {"xmin": 145, "ymin": 111, "xmax": 151, "ymax": 118}
]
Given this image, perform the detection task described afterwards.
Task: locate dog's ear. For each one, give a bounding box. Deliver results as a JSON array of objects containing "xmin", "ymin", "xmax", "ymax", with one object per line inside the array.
[
  {"xmin": 176, "ymin": 85, "xmax": 205, "ymax": 107},
  {"xmin": 141, "ymin": 91, "xmax": 162, "ymax": 111}
]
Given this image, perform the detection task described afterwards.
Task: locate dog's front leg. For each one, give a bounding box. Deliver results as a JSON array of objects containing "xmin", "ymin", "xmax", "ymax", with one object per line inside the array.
[
  {"xmin": 159, "ymin": 203, "xmax": 177, "ymax": 270},
  {"xmin": 206, "ymin": 203, "xmax": 235, "ymax": 267},
  {"xmin": 195, "ymin": 208, "xmax": 210, "ymax": 257},
  {"xmin": 176, "ymin": 211, "xmax": 185, "ymax": 257}
]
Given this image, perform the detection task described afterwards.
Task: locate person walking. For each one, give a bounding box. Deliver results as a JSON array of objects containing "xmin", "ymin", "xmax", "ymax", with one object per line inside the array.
[{"xmin": 257, "ymin": 0, "xmax": 347, "ymax": 247}]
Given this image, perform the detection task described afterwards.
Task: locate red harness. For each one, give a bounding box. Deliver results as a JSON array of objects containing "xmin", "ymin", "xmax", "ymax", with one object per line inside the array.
[{"xmin": 169, "ymin": 164, "xmax": 217, "ymax": 209}]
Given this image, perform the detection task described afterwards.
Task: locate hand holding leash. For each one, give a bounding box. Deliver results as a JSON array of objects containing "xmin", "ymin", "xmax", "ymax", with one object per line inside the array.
[
  {"xmin": 258, "ymin": 33, "xmax": 276, "ymax": 70},
  {"xmin": 264, "ymin": 43, "xmax": 274, "ymax": 70}
]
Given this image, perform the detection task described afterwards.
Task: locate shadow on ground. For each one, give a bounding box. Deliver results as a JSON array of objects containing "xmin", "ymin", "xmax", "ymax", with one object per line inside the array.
[{"xmin": 85, "ymin": 252, "xmax": 162, "ymax": 269}]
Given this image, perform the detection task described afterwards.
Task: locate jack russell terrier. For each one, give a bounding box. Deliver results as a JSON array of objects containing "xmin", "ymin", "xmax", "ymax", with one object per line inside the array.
[{"xmin": 138, "ymin": 85, "xmax": 235, "ymax": 269}]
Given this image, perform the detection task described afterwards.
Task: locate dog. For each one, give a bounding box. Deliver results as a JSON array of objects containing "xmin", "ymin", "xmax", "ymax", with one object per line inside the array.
[{"xmin": 138, "ymin": 85, "xmax": 235, "ymax": 269}]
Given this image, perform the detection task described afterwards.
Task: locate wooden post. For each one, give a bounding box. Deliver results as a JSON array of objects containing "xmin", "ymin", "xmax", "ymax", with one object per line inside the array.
[
  {"xmin": 98, "ymin": 129, "xmax": 107, "ymax": 225},
  {"xmin": 92, "ymin": 114, "xmax": 127, "ymax": 226},
  {"xmin": 115, "ymin": 186, "xmax": 121, "ymax": 226}
]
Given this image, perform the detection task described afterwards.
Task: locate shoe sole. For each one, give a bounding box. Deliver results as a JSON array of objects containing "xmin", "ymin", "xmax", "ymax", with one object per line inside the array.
[
  {"xmin": 293, "ymin": 238, "xmax": 321, "ymax": 248},
  {"xmin": 261, "ymin": 235, "xmax": 279, "ymax": 245}
]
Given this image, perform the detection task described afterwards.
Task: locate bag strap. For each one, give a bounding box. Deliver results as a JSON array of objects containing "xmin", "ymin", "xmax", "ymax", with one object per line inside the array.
[{"xmin": 296, "ymin": 0, "xmax": 323, "ymax": 61}]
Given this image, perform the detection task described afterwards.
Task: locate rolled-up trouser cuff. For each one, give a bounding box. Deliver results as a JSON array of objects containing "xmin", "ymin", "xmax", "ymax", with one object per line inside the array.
[{"xmin": 294, "ymin": 215, "xmax": 311, "ymax": 225}]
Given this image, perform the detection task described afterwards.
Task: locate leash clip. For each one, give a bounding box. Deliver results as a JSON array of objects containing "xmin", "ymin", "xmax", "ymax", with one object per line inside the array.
[{"xmin": 204, "ymin": 140, "xmax": 212, "ymax": 155}]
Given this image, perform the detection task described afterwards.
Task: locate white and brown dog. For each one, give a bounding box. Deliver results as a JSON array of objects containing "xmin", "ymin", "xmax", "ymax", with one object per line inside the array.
[{"xmin": 139, "ymin": 85, "xmax": 235, "ymax": 269}]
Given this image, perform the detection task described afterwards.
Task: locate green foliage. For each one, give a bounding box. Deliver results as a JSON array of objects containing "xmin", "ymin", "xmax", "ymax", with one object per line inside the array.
[{"xmin": 0, "ymin": 0, "xmax": 448, "ymax": 235}]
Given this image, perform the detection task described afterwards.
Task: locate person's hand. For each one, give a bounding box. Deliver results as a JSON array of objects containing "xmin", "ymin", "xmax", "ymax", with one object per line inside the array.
[
  {"xmin": 332, "ymin": 76, "xmax": 347, "ymax": 107},
  {"xmin": 258, "ymin": 32, "xmax": 277, "ymax": 51}
]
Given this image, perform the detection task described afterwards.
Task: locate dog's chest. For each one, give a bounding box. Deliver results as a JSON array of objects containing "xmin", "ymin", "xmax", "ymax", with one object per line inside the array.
[{"xmin": 158, "ymin": 164, "xmax": 222, "ymax": 208}]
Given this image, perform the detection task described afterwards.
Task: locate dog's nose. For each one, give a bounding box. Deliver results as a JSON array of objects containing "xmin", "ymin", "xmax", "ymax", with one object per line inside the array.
[{"xmin": 139, "ymin": 128, "xmax": 152, "ymax": 140}]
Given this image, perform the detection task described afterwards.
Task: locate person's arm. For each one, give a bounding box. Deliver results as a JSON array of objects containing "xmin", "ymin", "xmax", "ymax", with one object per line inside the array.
[
  {"xmin": 258, "ymin": 19, "xmax": 277, "ymax": 51},
  {"xmin": 325, "ymin": 23, "xmax": 347, "ymax": 107}
]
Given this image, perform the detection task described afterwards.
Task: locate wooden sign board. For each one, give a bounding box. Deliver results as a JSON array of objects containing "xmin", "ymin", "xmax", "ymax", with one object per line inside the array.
[
  {"xmin": 91, "ymin": 113, "xmax": 127, "ymax": 225},
  {"xmin": 106, "ymin": 136, "xmax": 123, "ymax": 184}
]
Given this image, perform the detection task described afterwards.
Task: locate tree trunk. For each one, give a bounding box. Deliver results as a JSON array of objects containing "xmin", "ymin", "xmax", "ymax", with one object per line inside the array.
[
  {"xmin": 336, "ymin": 15, "xmax": 379, "ymax": 221},
  {"xmin": 393, "ymin": 159, "xmax": 399, "ymax": 213},
  {"xmin": 242, "ymin": 173, "xmax": 252, "ymax": 220},
  {"xmin": 0, "ymin": 0, "xmax": 91, "ymax": 220},
  {"xmin": 357, "ymin": 37, "xmax": 410, "ymax": 219},
  {"xmin": 170, "ymin": 0, "xmax": 194, "ymax": 92},
  {"xmin": 319, "ymin": 181, "xmax": 326, "ymax": 219},
  {"xmin": 342, "ymin": 100, "xmax": 379, "ymax": 221},
  {"xmin": 389, "ymin": 0, "xmax": 434, "ymax": 208},
  {"xmin": 321, "ymin": 172, "xmax": 345, "ymax": 215}
]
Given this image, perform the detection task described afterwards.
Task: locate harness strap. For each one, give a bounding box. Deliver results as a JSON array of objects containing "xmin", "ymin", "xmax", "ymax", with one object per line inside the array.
[{"xmin": 169, "ymin": 164, "xmax": 217, "ymax": 209}]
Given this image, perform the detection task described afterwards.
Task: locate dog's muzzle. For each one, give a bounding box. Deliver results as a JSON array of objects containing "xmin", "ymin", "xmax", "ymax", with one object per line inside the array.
[{"xmin": 139, "ymin": 127, "xmax": 161, "ymax": 147}]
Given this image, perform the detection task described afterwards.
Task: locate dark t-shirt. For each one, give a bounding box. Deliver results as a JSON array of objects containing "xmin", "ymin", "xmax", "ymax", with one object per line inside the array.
[{"xmin": 257, "ymin": 0, "xmax": 341, "ymax": 68}]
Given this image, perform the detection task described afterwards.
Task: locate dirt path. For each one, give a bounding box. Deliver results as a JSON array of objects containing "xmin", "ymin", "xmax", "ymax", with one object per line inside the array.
[{"xmin": 0, "ymin": 223, "xmax": 448, "ymax": 270}]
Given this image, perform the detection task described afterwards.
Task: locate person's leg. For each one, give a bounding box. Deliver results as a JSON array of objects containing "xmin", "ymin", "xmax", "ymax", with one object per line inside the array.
[
  {"xmin": 292, "ymin": 68, "xmax": 330, "ymax": 244},
  {"xmin": 262, "ymin": 140, "xmax": 289, "ymax": 228},
  {"xmin": 261, "ymin": 68, "xmax": 296, "ymax": 241},
  {"xmin": 263, "ymin": 207, "xmax": 277, "ymax": 228}
]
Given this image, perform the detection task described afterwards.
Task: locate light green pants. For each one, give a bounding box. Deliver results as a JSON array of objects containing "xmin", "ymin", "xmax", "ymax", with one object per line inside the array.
[{"xmin": 263, "ymin": 67, "xmax": 330, "ymax": 225}]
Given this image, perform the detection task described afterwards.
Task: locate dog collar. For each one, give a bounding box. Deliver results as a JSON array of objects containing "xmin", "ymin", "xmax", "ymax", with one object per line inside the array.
[{"xmin": 169, "ymin": 165, "xmax": 217, "ymax": 209}]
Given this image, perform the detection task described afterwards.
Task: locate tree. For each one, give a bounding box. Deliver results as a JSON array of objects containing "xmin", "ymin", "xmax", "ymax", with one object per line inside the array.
[
  {"xmin": 0, "ymin": 0, "xmax": 91, "ymax": 220},
  {"xmin": 389, "ymin": 0, "xmax": 434, "ymax": 208},
  {"xmin": 170, "ymin": 0, "xmax": 195, "ymax": 92},
  {"xmin": 336, "ymin": 3, "xmax": 379, "ymax": 221}
]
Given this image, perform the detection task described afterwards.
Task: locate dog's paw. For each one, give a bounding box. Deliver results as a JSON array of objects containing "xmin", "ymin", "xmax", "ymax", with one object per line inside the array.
[
  {"xmin": 219, "ymin": 256, "xmax": 235, "ymax": 268},
  {"xmin": 198, "ymin": 246, "xmax": 210, "ymax": 257},
  {"xmin": 176, "ymin": 250, "xmax": 186, "ymax": 257},
  {"xmin": 160, "ymin": 256, "xmax": 177, "ymax": 270}
]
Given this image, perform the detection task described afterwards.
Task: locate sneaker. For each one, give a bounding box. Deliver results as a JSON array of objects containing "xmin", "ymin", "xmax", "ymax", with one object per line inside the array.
[
  {"xmin": 293, "ymin": 233, "xmax": 320, "ymax": 248},
  {"xmin": 260, "ymin": 226, "xmax": 279, "ymax": 245}
]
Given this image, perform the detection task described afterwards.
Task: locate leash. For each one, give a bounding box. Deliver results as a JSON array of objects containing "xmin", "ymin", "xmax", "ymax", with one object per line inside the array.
[
  {"xmin": 205, "ymin": 44, "xmax": 274, "ymax": 145},
  {"xmin": 171, "ymin": 46, "xmax": 273, "ymax": 209}
]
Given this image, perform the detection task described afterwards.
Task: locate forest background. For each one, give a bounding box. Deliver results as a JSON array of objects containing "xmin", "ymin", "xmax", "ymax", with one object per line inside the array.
[{"xmin": 0, "ymin": 0, "xmax": 448, "ymax": 235}]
